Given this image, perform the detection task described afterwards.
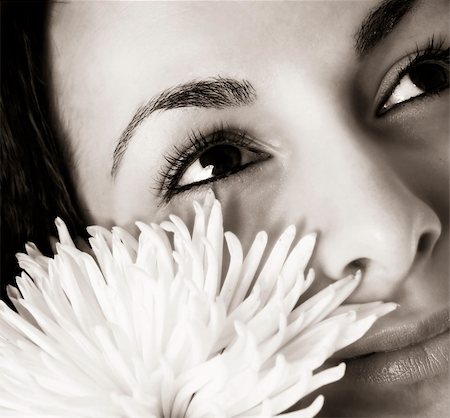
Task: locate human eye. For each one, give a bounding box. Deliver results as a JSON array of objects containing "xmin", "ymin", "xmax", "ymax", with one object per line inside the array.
[
  {"xmin": 377, "ymin": 37, "xmax": 449, "ymax": 116},
  {"xmin": 157, "ymin": 126, "xmax": 272, "ymax": 202}
]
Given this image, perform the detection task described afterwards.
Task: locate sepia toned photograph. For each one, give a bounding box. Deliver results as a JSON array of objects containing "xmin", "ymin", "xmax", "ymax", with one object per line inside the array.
[{"xmin": 1, "ymin": 0, "xmax": 449, "ymax": 417}]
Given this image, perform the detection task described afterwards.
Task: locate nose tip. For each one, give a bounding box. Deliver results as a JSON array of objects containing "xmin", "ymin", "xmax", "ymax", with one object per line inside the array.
[{"xmin": 315, "ymin": 200, "xmax": 442, "ymax": 301}]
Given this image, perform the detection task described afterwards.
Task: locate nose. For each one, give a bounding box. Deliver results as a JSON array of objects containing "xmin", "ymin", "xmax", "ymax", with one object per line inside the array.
[{"xmin": 292, "ymin": 124, "xmax": 441, "ymax": 302}]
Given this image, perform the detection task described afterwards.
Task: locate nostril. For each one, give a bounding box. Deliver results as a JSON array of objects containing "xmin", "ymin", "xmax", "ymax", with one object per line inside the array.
[
  {"xmin": 417, "ymin": 232, "xmax": 435, "ymax": 255},
  {"xmin": 343, "ymin": 258, "xmax": 369, "ymax": 278}
]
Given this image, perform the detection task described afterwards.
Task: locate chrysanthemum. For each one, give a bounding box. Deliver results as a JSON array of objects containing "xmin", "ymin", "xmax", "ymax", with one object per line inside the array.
[{"xmin": 0, "ymin": 191, "xmax": 396, "ymax": 417}]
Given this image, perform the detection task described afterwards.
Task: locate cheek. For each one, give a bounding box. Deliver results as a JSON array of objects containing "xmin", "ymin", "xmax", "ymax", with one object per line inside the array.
[
  {"xmin": 69, "ymin": 146, "xmax": 116, "ymax": 227},
  {"xmin": 214, "ymin": 162, "xmax": 288, "ymax": 251},
  {"xmin": 383, "ymin": 114, "xmax": 449, "ymax": 225}
]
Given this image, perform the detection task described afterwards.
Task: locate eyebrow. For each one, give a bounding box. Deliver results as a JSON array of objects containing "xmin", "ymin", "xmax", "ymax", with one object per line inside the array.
[
  {"xmin": 355, "ymin": 0, "xmax": 419, "ymax": 57},
  {"xmin": 111, "ymin": 77, "xmax": 256, "ymax": 177}
]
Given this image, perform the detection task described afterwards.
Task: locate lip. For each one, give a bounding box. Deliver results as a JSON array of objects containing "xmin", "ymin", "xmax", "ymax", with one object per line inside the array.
[{"xmin": 335, "ymin": 309, "xmax": 450, "ymax": 385}]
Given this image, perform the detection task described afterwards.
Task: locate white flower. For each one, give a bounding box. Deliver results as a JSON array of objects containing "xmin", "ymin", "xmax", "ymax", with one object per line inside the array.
[{"xmin": 0, "ymin": 191, "xmax": 396, "ymax": 418}]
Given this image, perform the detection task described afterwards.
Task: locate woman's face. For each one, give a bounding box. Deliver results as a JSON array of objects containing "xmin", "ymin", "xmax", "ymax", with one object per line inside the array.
[{"xmin": 48, "ymin": 1, "xmax": 449, "ymax": 416}]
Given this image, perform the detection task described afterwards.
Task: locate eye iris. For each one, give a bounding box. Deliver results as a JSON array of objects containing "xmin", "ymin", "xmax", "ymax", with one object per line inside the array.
[
  {"xmin": 409, "ymin": 63, "xmax": 448, "ymax": 93},
  {"xmin": 199, "ymin": 145, "xmax": 242, "ymax": 176}
]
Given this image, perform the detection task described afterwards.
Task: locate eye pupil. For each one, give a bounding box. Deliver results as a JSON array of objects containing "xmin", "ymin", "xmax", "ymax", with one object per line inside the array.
[
  {"xmin": 199, "ymin": 144, "xmax": 242, "ymax": 176},
  {"xmin": 409, "ymin": 63, "xmax": 448, "ymax": 93}
]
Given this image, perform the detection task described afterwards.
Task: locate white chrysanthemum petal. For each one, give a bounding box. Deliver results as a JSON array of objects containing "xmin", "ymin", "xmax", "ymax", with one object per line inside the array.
[
  {"xmin": 86, "ymin": 224, "xmax": 113, "ymax": 248},
  {"xmin": 229, "ymin": 230, "xmax": 268, "ymax": 312},
  {"xmin": 111, "ymin": 231, "xmax": 134, "ymax": 267},
  {"xmin": 0, "ymin": 302, "xmax": 62, "ymax": 360},
  {"xmin": 281, "ymin": 271, "xmax": 308, "ymax": 316},
  {"xmin": 258, "ymin": 314, "xmax": 288, "ymax": 365},
  {"xmin": 202, "ymin": 237, "xmax": 220, "ymax": 299},
  {"xmin": 0, "ymin": 193, "xmax": 397, "ymax": 417},
  {"xmin": 55, "ymin": 217, "xmax": 76, "ymax": 248},
  {"xmin": 256, "ymin": 225, "xmax": 297, "ymax": 306},
  {"xmin": 169, "ymin": 214, "xmax": 192, "ymax": 241},
  {"xmin": 7, "ymin": 282, "xmax": 41, "ymax": 328},
  {"xmin": 24, "ymin": 241, "xmax": 45, "ymax": 259},
  {"xmin": 206, "ymin": 200, "xmax": 224, "ymax": 279},
  {"xmin": 333, "ymin": 309, "xmax": 397, "ymax": 352},
  {"xmin": 241, "ymin": 369, "xmax": 311, "ymax": 416},
  {"xmin": 15, "ymin": 255, "xmax": 47, "ymax": 284},
  {"xmin": 192, "ymin": 201, "xmax": 206, "ymax": 254},
  {"xmin": 288, "ymin": 274, "xmax": 360, "ymax": 327},
  {"xmin": 20, "ymin": 246, "xmax": 50, "ymax": 277},
  {"xmin": 332, "ymin": 300, "xmax": 398, "ymax": 322},
  {"xmin": 304, "ymin": 363, "xmax": 347, "ymax": 399},
  {"xmin": 112, "ymin": 226, "xmax": 139, "ymax": 256},
  {"xmin": 280, "ymin": 233, "xmax": 317, "ymax": 287},
  {"xmin": 220, "ymin": 232, "xmax": 244, "ymax": 310}
]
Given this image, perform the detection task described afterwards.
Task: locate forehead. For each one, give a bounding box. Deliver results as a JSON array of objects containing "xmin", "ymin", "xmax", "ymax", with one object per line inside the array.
[
  {"xmin": 49, "ymin": 1, "xmax": 371, "ymax": 47},
  {"xmin": 48, "ymin": 1, "xmax": 373, "ymax": 81}
]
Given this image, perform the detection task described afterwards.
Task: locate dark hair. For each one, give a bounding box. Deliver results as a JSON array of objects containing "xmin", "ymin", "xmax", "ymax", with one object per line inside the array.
[{"xmin": 1, "ymin": 1, "xmax": 87, "ymax": 306}]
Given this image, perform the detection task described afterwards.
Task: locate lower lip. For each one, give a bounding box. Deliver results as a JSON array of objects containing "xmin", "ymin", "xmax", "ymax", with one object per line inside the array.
[{"xmin": 344, "ymin": 330, "xmax": 449, "ymax": 385}]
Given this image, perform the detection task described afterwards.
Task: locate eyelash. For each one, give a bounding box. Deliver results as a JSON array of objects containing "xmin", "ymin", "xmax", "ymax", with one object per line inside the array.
[
  {"xmin": 378, "ymin": 36, "xmax": 449, "ymax": 115},
  {"xmin": 157, "ymin": 124, "xmax": 268, "ymax": 202}
]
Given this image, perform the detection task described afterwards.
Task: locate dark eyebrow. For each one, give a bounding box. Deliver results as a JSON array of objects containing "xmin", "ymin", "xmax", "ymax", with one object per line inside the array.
[
  {"xmin": 355, "ymin": 0, "xmax": 419, "ymax": 57},
  {"xmin": 111, "ymin": 77, "xmax": 256, "ymax": 177}
]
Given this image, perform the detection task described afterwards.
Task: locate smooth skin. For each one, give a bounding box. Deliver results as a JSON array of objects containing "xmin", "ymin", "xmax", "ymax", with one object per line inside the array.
[{"xmin": 48, "ymin": 1, "xmax": 449, "ymax": 416}]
